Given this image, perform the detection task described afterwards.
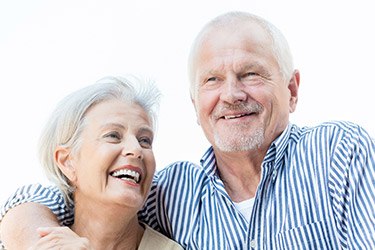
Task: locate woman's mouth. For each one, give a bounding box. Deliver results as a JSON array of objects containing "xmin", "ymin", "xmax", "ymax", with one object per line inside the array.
[{"xmin": 110, "ymin": 169, "xmax": 141, "ymax": 184}]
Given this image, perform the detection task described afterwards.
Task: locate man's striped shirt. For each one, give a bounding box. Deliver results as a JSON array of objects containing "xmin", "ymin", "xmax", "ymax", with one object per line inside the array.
[{"xmin": 2, "ymin": 121, "xmax": 375, "ymax": 249}]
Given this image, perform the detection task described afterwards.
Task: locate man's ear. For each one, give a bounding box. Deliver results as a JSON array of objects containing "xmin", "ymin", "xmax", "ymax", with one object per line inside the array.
[
  {"xmin": 288, "ymin": 70, "xmax": 300, "ymax": 113},
  {"xmin": 191, "ymin": 96, "xmax": 201, "ymax": 126},
  {"xmin": 54, "ymin": 146, "xmax": 77, "ymax": 182}
]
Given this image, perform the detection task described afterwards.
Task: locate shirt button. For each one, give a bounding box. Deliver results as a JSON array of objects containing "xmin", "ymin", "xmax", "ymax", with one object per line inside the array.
[{"xmin": 250, "ymin": 240, "xmax": 256, "ymax": 249}]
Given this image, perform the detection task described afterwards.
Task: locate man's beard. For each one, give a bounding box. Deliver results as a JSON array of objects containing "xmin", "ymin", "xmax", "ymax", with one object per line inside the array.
[
  {"xmin": 214, "ymin": 124, "xmax": 265, "ymax": 152},
  {"xmin": 212, "ymin": 102, "xmax": 265, "ymax": 152}
]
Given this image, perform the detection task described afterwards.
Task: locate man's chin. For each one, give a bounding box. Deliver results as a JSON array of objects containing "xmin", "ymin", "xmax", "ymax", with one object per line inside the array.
[{"xmin": 214, "ymin": 131, "xmax": 265, "ymax": 152}]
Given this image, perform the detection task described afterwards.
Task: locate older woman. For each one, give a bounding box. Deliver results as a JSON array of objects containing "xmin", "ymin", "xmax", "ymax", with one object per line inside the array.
[{"xmin": 27, "ymin": 76, "xmax": 182, "ymax": 249}]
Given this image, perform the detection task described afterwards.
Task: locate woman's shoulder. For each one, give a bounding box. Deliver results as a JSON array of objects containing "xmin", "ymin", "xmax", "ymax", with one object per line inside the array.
[{"xmin": 138, "ymin": 224, "xmax": 184, "ymax": 250}]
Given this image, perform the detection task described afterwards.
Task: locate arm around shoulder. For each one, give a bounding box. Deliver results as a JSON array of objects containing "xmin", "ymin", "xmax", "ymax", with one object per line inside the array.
[
  {"xmin": 0, "ymin": 183, "xmax": 73, "ymax": 249},
  {"xmin": 1, "ymin": 202, "xmax": 59, "ymax": 249}
]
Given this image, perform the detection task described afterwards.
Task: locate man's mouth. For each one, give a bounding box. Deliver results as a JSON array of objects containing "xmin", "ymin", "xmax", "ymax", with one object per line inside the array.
[
  {"xmin": 222, "ymin": 112, "xmax": 253, "ymax": 120},
  {"xmin": 110, "ymin": 169, "xmax": 141, "ymax": 184},
  {"xmin": 215, "ymin": 102, "xmax": 263, "ymax": 121}
]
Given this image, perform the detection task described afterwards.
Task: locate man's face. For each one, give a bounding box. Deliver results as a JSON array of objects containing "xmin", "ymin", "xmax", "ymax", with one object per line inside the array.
[{"xmin": 191, "ymin": 23, "xmax": 298, "ymax": 153}]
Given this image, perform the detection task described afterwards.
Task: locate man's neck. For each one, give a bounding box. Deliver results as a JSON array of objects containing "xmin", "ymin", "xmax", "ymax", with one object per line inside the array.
[{"xmin": 214, "ymin": 148, "xmax": 266, "ymax": 202}]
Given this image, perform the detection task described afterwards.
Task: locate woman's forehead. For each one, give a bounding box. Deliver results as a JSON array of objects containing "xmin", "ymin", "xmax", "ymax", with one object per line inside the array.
[{"xmin": 85, "ymin": 100, "xmax": 152, "ymax": 128}]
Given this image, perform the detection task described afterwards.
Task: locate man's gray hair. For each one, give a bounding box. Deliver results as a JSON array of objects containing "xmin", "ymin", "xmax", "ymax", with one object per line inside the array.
[{"xmin": 188, "ymin": 11, "xmax": 294, "ymax": 99}]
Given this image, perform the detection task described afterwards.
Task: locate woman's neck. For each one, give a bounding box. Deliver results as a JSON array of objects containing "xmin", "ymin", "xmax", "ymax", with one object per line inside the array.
[{"xmin": 72, "ymin": 199, "xmax": 144, "ymax": 250}]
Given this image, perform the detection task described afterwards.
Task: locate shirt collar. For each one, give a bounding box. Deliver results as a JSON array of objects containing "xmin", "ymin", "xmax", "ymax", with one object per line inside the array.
[
  {"xmin": 263, "ymin": 123, "xmax": 293, "ymax": 169},
  {"xmin": 199, "ymin": 123, "xmax": 294, "ymax": 176},
  {"xmin": 200, "ymin": 146, "xmax": 217, "ymax": 177}
]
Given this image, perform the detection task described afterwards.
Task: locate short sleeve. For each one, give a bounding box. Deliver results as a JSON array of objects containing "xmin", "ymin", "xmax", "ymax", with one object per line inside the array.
[{"xmin": 0, "ymin": 183, "xmax": 74, "ymax": 226}]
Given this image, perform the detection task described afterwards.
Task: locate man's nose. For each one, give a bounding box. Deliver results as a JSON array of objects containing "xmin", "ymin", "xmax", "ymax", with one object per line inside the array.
[{"xmin": 220, "ymin": 77, "xmax": 247, "ymax": 104}]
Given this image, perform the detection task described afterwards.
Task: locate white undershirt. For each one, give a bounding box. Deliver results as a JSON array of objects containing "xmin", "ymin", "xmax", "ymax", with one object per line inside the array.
[{"xmin": 233, "ymin": 198, "xmax": 255, "ymax": 223}]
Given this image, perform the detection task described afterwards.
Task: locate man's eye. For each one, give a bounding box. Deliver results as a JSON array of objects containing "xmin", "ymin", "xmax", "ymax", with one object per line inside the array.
[
  {"xmin": 207, "ymin": 77, "xmax": 217, "ymax": 82},
  {"xmin": 202, "ymin": 77, "xmax": 221, "ymax": 88},
  {"xmin": 138, "ymin": 137, "xmax": 152, "ymax": 148},
  {"xmin": 242, "ymin": 72, "xmax": 257, "ymax": 78}
]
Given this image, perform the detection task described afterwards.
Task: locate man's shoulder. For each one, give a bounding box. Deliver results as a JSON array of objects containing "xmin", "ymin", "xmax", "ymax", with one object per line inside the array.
[
  {"xmin": 310, "ymin": 120, "xmax": 362, "ymax": 130},
  {"xmin": 289, "ymin": 120, "xmax": 373, "ymax": 151},
  {"xmin": 293, "ymin": 120, "xmax": 366, "ymax": 138}
]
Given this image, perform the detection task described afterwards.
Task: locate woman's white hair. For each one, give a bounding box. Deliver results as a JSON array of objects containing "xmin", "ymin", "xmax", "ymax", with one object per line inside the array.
[
  {"xmin": 38, "ymin": 75, "xmax": 161, "ymax": 206},
  {"xmin": 188, "ymin": 11, "xmax": 294, "ymax": 99}
]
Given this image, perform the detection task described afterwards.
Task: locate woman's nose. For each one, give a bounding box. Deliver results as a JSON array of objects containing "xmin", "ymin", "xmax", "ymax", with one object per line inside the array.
[{"xmin": 121, "ymin": 137, "xmax": 143, "ymax": 160}]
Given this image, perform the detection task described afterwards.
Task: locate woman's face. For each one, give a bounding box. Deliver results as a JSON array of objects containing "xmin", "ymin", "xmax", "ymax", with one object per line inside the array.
[{"xmin": 62, "ymin": 99, "xmax": 155, "ymax": 210}]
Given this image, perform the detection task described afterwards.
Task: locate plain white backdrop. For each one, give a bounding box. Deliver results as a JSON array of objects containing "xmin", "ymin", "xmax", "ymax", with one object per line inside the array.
[{"xmin": 0, "ymin": 0, "xmax": 374, "ymax": 203}]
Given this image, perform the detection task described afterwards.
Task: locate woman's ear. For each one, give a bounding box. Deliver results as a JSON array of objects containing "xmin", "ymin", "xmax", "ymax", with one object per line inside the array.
[{"xmin": 54, "ymin": 146, "xmax": 77, "ymax": 183}]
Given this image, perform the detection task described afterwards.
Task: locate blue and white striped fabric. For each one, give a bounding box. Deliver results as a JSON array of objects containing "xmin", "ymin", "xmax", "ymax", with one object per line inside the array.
[
  {"xmin": 1, "ymin": 121, "xmax": 375, "ymax": 249},
  {"xmin": 0, "ymin": 183, "xmax": 74, "ymax": 226}
]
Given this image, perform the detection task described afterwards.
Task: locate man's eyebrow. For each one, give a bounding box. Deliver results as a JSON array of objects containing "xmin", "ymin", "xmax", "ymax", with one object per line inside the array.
[{"xmin": 239, "ymin": 62, "xmax": 264, "ymax": 71}]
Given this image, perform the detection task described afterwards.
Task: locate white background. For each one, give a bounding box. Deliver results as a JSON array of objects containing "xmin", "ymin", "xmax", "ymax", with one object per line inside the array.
[{"xmin": 1, "ymin": 0, "xmax": 374, "ymax": 203}]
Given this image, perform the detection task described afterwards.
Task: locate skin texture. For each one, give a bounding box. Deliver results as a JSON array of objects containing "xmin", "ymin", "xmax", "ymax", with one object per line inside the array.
[{"xmin": 191, "ymin": 21, "xmax": 299, "ymax": 201}]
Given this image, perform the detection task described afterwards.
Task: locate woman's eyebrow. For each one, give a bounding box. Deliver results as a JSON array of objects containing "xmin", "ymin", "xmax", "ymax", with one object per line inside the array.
[{"xmin": 138, "ymin": 126, "xmax": 154, "ymax": 136}]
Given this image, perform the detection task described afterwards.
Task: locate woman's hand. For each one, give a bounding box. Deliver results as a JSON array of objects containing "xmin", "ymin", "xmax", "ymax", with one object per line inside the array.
[{"xmin": 28, "ymin": 227, "xmax": 92, "ymax": 250}]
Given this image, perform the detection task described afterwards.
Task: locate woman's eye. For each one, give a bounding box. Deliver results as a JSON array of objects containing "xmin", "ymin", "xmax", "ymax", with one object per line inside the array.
[
  {"xmin": 105, "ymin": 132, "xmax": 121, "ymax": 141},
  {"xmin": 138, "ymin": 137, "xmax": 152, "ymax": 148}
]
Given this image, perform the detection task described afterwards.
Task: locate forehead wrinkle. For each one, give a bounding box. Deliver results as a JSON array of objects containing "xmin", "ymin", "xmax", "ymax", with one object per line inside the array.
[
  {"xmin": 208, "ymin": 60, "xmax": 266, "ymax": 75},
  {"xmin": 235, "ymin": 61, "xmax": 263, "ymax": 72}
]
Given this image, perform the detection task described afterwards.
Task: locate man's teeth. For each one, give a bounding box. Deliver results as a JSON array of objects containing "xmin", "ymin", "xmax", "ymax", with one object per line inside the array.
[
  {"xmin": 224, "ymin": 114, "xmax": 247, "ymax": 120},
  {"xmin": 111, "ymin": 169, "xmax": 140, "ymax": 183}
]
